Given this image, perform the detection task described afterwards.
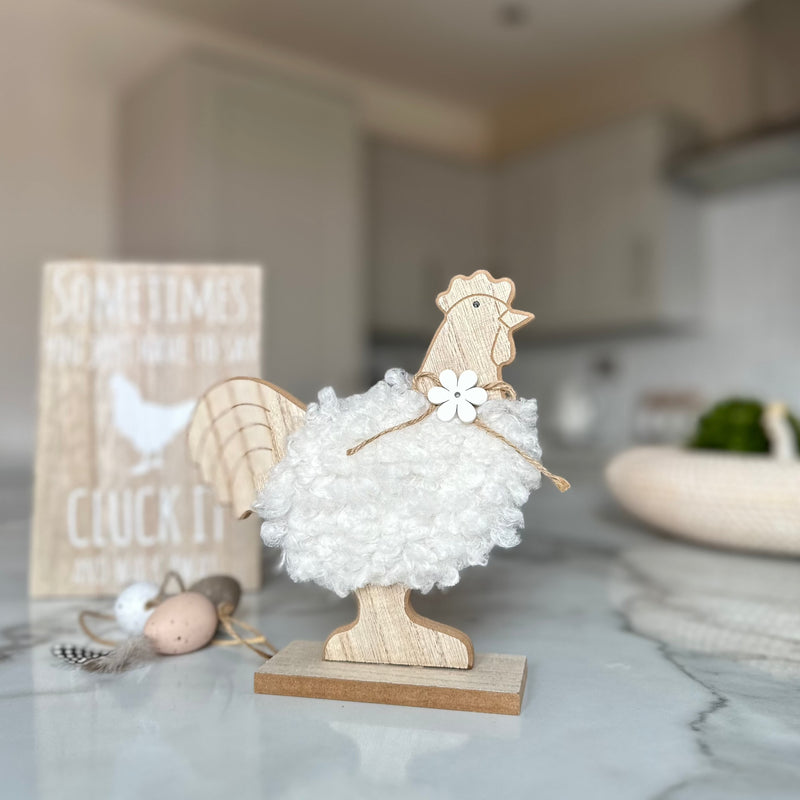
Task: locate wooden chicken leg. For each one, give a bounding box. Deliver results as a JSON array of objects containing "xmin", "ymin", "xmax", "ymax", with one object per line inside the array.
[{"xmin": 323, "ymin": 583, "xmax": 474, "ymax": 669}]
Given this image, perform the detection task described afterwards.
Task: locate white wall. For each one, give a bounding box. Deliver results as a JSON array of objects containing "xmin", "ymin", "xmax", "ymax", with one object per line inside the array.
[
  {"xmin": 3, "ymin": 0, "xmax": 796, "ymax": 469},
  {"xmin": 0, "ymin": 4, "xmax": 117, "ymax": 467},
  {"xmin": 369, "ymin": 141, "xmax": 493, "ymax": 337},
  {"xmin": 0, "ymin": 0, "xmax": 489, "ymax": 470},
  {"xmin": 507, "ymin": 180, "xmax": 800, "ymax": 448},
  {"xmin": 371, "ymin": 179, "xmax": 800, "ymax": 450}
]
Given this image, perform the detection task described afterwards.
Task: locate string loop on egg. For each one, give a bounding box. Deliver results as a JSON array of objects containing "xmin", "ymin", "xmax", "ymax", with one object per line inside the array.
[
  {"xmin": 145, "ymin": 570, "xmax": 186, "ymax": 609},
  {"xmin": 78, "ymin": 610, "xmax": 119, "ymax": 648},
  {"xmin": 213, "ymin": 603, "xmax": 278, "ymax": 660}
]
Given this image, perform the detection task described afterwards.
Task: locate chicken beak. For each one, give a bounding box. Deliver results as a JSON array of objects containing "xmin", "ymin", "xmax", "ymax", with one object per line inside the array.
[{"xmin": 500, "ymin": 307, "xmax": 534, "ymax": 330}]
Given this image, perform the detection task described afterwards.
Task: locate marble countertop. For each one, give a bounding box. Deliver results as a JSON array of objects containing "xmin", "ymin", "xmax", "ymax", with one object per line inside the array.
[{"xmin": 2, "ymin": 459, "xmax": 800, "ymax": 800}]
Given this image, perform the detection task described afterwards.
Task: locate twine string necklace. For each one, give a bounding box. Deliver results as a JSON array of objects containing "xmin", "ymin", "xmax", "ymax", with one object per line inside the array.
[{"xmin": 347, "ymin": 371, "xmax": 570, "ymax": 493}]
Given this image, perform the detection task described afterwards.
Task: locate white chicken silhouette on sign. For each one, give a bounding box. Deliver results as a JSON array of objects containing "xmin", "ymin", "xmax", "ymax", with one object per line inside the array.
[{"xmin": 109, "ymin": 373, "xmax": 196, "ymax": 476}]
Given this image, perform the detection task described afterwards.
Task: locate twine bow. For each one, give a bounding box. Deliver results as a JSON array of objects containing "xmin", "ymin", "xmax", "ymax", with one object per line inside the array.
[{"xmin": 347, "ymin": 371, "xmax": 570, "ymax": 493}]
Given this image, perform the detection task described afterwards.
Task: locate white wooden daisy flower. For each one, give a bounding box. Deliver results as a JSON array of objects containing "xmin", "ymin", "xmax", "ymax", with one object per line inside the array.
[{"xmin": 427, "ymin": 369, "xmax": 488, "ymax": 423}]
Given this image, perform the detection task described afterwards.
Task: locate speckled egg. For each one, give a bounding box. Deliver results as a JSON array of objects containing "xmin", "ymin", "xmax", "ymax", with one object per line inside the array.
[
  {"xmin": 143, "ymin": 592, "xmax": 218, "ymax": 655},
  {"xmin": 114, "ymin": 582, "xmax": 159, "ymax": 635},
  {"xmin": 188, "ymin": 575, "xmax": 241, "ymax": 614}
]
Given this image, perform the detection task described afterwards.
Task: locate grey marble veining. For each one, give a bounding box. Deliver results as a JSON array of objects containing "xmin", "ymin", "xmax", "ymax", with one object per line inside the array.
[{"xmin": 1, "ymin": 464, "xmax": 799, "ymax": 799}]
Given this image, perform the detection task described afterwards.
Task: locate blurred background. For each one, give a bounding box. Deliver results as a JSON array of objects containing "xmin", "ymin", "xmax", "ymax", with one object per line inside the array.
[{"xmin": 2, "ymin": 0, "xmax": 800, "ymax": 471}]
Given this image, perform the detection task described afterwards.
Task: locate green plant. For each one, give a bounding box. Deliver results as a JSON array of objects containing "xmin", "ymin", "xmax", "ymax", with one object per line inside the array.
[{"xmin": 689, "ymin": 398, "xmax": 800, "ymax": 453}]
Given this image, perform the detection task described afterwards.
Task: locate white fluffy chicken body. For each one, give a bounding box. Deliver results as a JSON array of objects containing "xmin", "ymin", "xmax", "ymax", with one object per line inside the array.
[{"xmin": 255, "ymin": 369, "xmax": 541, "ymax": 597}]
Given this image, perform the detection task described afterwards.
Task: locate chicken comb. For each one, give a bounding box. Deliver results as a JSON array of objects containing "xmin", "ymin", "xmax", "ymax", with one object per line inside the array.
[
  {"xmin": 436, "ymin": 270, "xmax": 514, "ymax": 312},
  {"xmin": 187, "ymin": 378, "xmax": 306, "ymax": 519}
]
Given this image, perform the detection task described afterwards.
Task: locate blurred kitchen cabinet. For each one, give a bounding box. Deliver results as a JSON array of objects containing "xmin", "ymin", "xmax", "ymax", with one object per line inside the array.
[
  {"xmin": 120, "ymin": 52, "xmax": 365, "ymax": 398},
  {"xmin": 495, "ymin": 149, "xmax": 559, "ymax": 324},
  {"xmin": 497, "ymin": 115, "xmax": 701, "ymax": 335},
  {"xmin": 369, "ymin": 141, "xmax": 493, "ymax": 338}
]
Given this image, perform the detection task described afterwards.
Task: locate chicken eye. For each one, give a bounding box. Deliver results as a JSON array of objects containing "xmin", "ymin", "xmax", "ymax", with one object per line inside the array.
[{"xmin": 472, "ymin": 300, "xmax": 480, "ymax": 308}]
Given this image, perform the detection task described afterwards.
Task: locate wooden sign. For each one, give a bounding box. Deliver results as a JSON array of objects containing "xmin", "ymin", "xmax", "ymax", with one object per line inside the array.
[{"xmin": 30, "ymin": 261, "xmax": 263, "ymax": 597}]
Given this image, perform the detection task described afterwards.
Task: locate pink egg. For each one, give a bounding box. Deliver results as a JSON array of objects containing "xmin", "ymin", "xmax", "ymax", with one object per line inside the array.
[{"xmin": 144, "ymin": 592, "xmax": 218, "ymax": 655}]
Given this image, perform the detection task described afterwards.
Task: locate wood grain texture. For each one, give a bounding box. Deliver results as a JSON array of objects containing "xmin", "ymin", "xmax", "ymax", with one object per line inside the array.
[
  {"xmin": 255, "ymin": 640, "xmax": 527, "ymax": 715},
  {"xmin": 323, "ymin": 584, "xmax": 474, "ymax": 669},
  {"xmin": 187, "ymin": 377, "xmax": 306, "ymax": 519},
  {"xmin": 417, "ymin": 270, "xmax": 533, "ymax": 393},
  {"xmin": 30, "ymin": 261, "xmax": 263, "ymax": 597}
]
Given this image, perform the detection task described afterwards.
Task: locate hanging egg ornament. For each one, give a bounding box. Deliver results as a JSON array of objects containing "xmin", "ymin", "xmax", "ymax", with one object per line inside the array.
[
  {"xmin": 114, "ymin": 582, "xmax": 160, "ymax": 636},
  {"xmin": 189, "ymin": 575, "xmax": 242, "ymax": 613},
  {"xmin": 144, "ymin": 592, "xmax": 218, "ymax": 655}
]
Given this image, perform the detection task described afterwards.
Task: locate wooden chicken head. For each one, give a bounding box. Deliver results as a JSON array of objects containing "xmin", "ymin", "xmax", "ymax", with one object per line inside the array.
[{"xmin": 419, "ymin": 270, "xmax": 533, "ymax": 387}]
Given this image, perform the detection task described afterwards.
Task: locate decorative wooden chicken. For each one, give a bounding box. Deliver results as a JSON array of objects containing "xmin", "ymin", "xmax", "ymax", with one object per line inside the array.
[{"xmin": 188, "ymin": 271, "xmax": 567, "ymax": 674}]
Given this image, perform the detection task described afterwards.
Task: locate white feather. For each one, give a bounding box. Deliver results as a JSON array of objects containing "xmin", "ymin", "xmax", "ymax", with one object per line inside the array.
[{"xmin": 79, "ymin": 635, "xmax": 159, "ymax": 673}]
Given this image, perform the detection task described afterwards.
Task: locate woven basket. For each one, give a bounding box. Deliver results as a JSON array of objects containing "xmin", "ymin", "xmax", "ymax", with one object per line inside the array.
[{"xmin": 606, "ymin": 446, "xmax": 800, "ymax": 555}]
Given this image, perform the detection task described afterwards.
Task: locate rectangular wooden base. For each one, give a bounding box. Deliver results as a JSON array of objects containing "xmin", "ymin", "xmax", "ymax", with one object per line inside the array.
[{"xmin": 254, "ymin": 640, "xmax": 527, "ymax": 715}]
